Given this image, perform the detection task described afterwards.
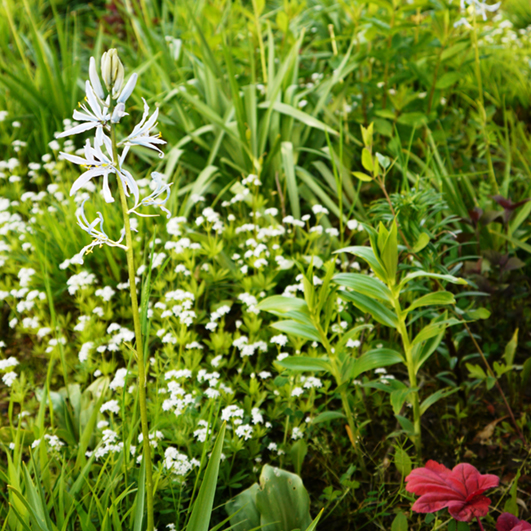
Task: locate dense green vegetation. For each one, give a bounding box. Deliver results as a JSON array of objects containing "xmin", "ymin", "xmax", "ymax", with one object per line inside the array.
[{"xmin": 1, "ymin": 0, "xmax": 530, "ymax": 530}]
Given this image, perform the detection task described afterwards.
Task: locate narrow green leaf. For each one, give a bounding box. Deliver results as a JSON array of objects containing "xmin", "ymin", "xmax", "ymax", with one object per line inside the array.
[
  {"xmin": 186, "ymin": 423, "xmax": 226, "ymax": 531},
  {"xmin": 277, "ymin": 356, "xmax": 331, "ymax": 372},
  {"xmin": 351, "ymin": 348, "xmax": 403, "ymax": 379},
  {"xmin": 335, "ymin": 246, "xmax": 387, "ymax": 282},
  {"xmin": 271, "ymin": 320, "xmax": 321, "ymax": 342},
  {"xmin": 420, "ymin": 388, "xmax": 459, "ymax": 416},
  {"xmin": 399, "ymin": 271, "xmax": 467, "ymax": 290},
  {"xmin": 339, "ymin": 291, "xmax": 398, "ymax": 329},
  {"xmin": 257, "ymin": 296, "xmax": 309, "ymax": 313},
  {"xmin": 132, "ymin": 457, "xmax": 146, "ymax": 531},
  {"xmin": 503, "ymin": 329, "xmax": 518, "ymax": 367},
  {"xmin": 406, "ymin": 291, "xmax": 455, "ymax": 313},
  {"xmin": 305, "ymin": 509, "xmax": 324, "ymax": 531},
  {"xmin": 312, "ymin": 411, "xmax": 346, "ymax": 424},
  {"xmin": 258, "ymin": 101, "xmax": 339, "ymax": 136},
  {"xmin": 281, "ymin": 141, "xmax": 300, "ymax": 219},
  {"xmin": 333, "ymin": 273, "xmax": 393, "ymax": 302}
]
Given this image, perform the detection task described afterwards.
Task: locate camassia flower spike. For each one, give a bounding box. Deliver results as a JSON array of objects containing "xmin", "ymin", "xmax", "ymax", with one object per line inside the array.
[{"xmin": 59, "ymin": 49, "xmax": 166, "ymax": 531}]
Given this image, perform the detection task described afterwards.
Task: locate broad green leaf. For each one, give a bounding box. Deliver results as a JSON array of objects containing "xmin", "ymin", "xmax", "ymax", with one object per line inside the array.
[
  {"xmin": 390, "ymin": 387, "xmax": 416, "ymax": 415},
  {"xmin": 395, "ymin": 415, "xmax": 415, "ymax": 436},
  {"xmin": 466, "ymin": 363, "xmax": 487, "ymax": 380},
  {"xmin": 503, "ymin": 470, "xmax": 520, "ymax": 517},
  {"xmin": 412, "ymin": 320, "xmax": 446, "ymax": 373},
  {"xmin": 413, "ymin": 232, "xmax": 430, "ymax": 253},
  {"xmin": 257, "ymin": 296, "xmax": 314, "ymax": 327},
  {"xmin": 420, "ymin": 387, "xmax": 459, "ymax": 416},
  {"xmin": 441, "ymin": 41, "xmax": 469, "ymax": 60},
  {"xmin": 394, "ymin": 448, "xmax": 412, "ymax": 477},
  {"xmin": 312, "ymin": 411, "xmax": 346, "ymax": 424},
  {"xmin": 277, "ymin": 356, "xmax": 331, "ymax": 372},
  {"xmin": 435, "ymin": 72, "xmax": 461, "ymax": 89},
  {"xmin": 391, "ymin": 512, "xmax": 408, "ymax": 531},
  {"xmin": 399, "ymin": 271, "xmax": 467, "ymax": 290},
  {"xmin": 361, "ymin": 148, "xmax": 373, "ymax": 172},
  {"xmin": 339, "ymin": 291, "xmax": 398, "ymax": 329},
  {"xmin": 257, "ymin": 296, "xmax": 309, "ymax": 313},
  {"xmin": 187, "ymin": 423, "xmax": 226, "ymax": 531},
  {"xmin": 503, "ymin": 329, "xmax": 518, "ymax": 366},
  {"xmin": 406, "ymin": 291, "xmax": 455, "ymax": 313},
  {"xmin": 361, "ymin": 123, "xmax": 374, "ymax": 146},
  {"xmin": 464, "ymin": 308, "xmax": 491, "ymax": 320},
  {"xmin": 271, "ymin": 320, "xmax": 321, "ymax": 342},
  {"xmin": 411, "ymin": 319, "xmax": 458, "ymax": 347},
  {"xmin": 352, "ymin": 171, "xmax": 372, "ymax": 182},
  {"xmin": 379, "ymin": 221, "xmax": 398, "ymax": 282},
  {"xmin": 256, "ymin": 465, "xmax": 312, "ymax": 531},
  {"xmin": 290, "ymin": 439, "xmax": 308, "ymax": 475},
  {"xmin": 376, "ymin": 152, "xmax": 390, "ymax": 170},
  {"xmin": 333, "ymin": 273, "xmax": 393, "ymax": 302},
  {"xmin": 226, "ymin": 483, "xmax": 260, "ymax": 531},
  {"xmin": 335, "ymin": 246, "xmax": 387, "ymax": 281},
  {"xmin": 351, "ymin": 348, "xmax": 403, "ymax": 379},
  {"xmin": 397, "ymin": 112, "xmax": 428, "ymax": 126}
]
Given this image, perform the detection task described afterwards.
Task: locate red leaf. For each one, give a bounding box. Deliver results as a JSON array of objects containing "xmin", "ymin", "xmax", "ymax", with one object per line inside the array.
[
  {"xmin": 405, "ymin": 460, "xmax": 499, "ymax": 522},
  {"xmin": 497, "ymin": 513, "xmax": 531, "ymax": 531}
]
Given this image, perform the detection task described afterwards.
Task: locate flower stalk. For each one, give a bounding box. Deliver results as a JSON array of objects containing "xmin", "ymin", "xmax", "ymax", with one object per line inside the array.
[{"xmin": 110, "ymin": 123, "xmax": 155, "ymax": 531}]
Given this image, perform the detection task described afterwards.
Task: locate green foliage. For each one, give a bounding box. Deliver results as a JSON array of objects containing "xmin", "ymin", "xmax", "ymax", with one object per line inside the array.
[
  {"xmin": 226, "ymin": 465, "xmax": 314, "ymax": 531},
  {"xmin": 1, "ymin": 0, "xmax": 531, "ymax": 529}
]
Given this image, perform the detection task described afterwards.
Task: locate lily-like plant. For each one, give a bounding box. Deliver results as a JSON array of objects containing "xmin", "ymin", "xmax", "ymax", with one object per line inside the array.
[{"xmin": 58, "ymin": 49, "xmax": 169, "ymax": 531}]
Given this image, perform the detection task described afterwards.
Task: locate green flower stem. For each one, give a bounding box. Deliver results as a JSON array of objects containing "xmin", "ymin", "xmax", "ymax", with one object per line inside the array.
[
  {"xmin": 392, "ymin": 294, "xmax": 422, "ymax": 456},
  {"xmin": 110, "ymin": 126, "xmax": 155, "ymax": 531}
]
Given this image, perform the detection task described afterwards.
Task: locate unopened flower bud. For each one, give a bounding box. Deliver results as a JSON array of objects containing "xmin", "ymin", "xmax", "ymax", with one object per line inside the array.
[{"xmin": 101, "ymin": 49, "xmax": 124, "ymax": 98}]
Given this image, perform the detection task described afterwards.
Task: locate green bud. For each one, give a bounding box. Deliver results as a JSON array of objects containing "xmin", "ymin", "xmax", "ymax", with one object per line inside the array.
[{"xmin": 101, "ymin": 49, "xmax": 125, "ymax": 98}]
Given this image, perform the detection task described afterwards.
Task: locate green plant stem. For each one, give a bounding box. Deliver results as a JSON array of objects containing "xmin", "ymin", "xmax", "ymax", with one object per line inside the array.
[
  {"xmin": 110, "ymin": 126, "xmax": 155, "ymax": 531},
  {"xmin": 393, "ymin": 297, "xmax": 422, "ymax": 457},
  {"xmin": 314, "ymin": 321, "xmax": 365, "ymax": 470}
]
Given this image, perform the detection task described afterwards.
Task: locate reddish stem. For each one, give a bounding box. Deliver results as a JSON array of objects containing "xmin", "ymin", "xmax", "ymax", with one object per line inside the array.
[{"xmin": 476, "ymin": 517, "xmax": 485, "ymax": 531}]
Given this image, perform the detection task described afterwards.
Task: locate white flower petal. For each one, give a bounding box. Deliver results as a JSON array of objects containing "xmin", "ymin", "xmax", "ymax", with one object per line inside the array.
[
  {"xmin": 56, "ymin": 121, "xmax": 97, "ymax": 138},
  {"xmin": 89, "ymin": 57, "xmax": 105, "ymax": 100},
  {"xmin": 118, "ymin": 73, "xmax": 138, "ymax": 104}
]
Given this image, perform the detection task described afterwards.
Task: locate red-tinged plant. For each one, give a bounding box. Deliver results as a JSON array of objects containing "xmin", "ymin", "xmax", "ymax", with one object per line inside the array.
[
  {"xmin": 497, "ymin": 513, "xmax": 531, "ymax": 531},
  {"xmin": 405, "ymin": 460, "xmax": 499, "ymax": 525}
]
